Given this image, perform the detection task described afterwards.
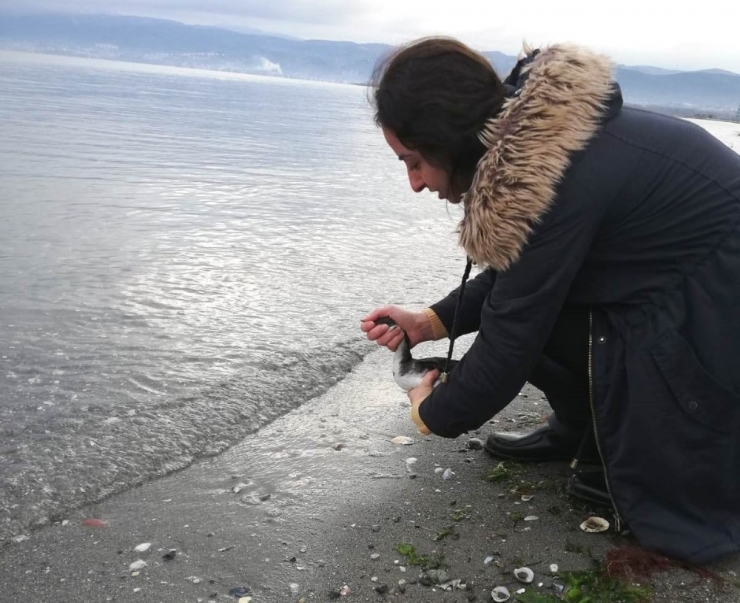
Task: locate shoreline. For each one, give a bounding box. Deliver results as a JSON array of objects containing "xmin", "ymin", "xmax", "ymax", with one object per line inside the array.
[{"xmin": 2, "ymin": 349, "xmax": 738, "ymax": 602}]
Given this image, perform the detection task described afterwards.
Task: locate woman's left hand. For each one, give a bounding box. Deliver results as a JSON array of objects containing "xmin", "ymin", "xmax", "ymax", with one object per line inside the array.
[{"xmin": 407, "ymin": 369, "xmax": 439, "ymax": 410}]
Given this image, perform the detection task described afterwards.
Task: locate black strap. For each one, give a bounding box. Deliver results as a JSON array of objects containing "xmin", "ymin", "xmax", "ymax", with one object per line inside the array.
[{"xmin": 439, "ymin": 256, "xmax": 473, "ymax": 383}]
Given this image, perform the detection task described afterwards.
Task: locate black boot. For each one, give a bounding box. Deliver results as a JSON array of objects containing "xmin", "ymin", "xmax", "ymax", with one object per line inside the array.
[
  {"xmin": 567, "ymin": 465, "xmax": 612, "ymax": 508},
  {"xmin": 484, "ymin": 415, "xmax": 587, "ymax": 462}
]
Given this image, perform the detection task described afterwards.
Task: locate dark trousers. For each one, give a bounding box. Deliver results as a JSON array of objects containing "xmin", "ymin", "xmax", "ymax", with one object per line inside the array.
[{"xmin": 528, "ymin": 309, "xmax": 591, "ymax": 433}]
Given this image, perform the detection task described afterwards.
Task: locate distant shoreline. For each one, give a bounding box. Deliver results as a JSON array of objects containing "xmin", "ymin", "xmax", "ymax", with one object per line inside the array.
[{"xmin": 1, "ymin": 48, "xmax": 738, "ymax": 124}]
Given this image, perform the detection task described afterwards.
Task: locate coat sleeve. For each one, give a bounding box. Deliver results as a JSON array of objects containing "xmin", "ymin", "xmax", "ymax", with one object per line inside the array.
[
  {"xmin": 418, "ymin": 171, "xmax": 611, "ymax": 437},
  {"xmin": 429, "ymin": 268, "xmax": 497, "ymax": 336}
]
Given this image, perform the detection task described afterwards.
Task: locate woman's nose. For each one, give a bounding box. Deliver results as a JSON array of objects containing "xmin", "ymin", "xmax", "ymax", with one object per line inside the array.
[{"xmin": 408, "ymin": 171, "xmax": 426, "ymax": 193}]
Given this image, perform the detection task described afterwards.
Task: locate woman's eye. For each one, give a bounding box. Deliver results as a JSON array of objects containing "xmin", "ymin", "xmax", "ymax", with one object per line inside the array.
[{"xmin": 409, "ymin": 162, "xmax": 421, "ymax": 171}]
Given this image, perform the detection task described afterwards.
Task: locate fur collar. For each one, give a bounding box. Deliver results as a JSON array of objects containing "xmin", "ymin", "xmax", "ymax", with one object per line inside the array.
[{"xmin": 458, "ymin": 44, "xmax": 615, "ymax": 270}]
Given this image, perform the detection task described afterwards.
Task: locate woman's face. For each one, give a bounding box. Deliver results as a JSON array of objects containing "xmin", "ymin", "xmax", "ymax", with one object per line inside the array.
[{"xmin": 382, "ymin": 127, "xmax": 457, "ymax": 202}]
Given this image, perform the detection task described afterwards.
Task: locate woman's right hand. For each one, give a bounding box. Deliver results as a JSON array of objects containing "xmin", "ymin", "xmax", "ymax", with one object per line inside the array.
[{"xmin": 360, "ymin": 305, "xmax": 433, "ymax": 352}]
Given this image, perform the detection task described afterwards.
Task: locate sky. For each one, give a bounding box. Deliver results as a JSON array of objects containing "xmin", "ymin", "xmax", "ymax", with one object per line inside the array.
[{"xmin": 4, "ymin": 0, "xmax": 740, "ymax": 73}]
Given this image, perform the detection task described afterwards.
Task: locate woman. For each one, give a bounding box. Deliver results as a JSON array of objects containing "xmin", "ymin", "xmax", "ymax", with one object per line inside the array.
[{"xmin": 361, "ymin": 37, "xmax": 740, "ymax": 564}]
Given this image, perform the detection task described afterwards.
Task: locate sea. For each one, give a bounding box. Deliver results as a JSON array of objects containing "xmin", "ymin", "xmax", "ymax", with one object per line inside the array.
[
  {"xmin": 0, "ymin": 51, "xmax": 469, "ymax": 542},
  {"xmin": 1, "ymin": 50, "xmax": 738, "ymax": 544}
]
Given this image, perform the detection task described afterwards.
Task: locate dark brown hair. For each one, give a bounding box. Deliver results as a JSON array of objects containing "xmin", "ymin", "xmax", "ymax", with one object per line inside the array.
[{"xmin": 370, "ymin": 37, "xmax": 506, "ymax": 201}]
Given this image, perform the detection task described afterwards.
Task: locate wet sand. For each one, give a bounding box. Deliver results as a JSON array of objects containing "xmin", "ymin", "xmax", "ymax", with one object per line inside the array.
[{"xmin": 1, "ymin": 349, "xmax": 738, "ymax": 602}]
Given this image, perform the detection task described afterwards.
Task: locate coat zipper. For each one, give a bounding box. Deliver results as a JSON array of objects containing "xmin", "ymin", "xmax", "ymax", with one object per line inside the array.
[{"xmin": 588, "ymin": 310, "xmax": 624, "ymax": 532}]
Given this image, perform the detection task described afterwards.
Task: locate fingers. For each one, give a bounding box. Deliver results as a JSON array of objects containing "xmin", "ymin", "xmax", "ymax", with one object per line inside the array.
[
  {"xmin": 385, "ymin": 330, "xmax": 404, "ymax": 352},
  {"xmin": 407, "ymin": 370, "xmax": 437, "ymax": 406},
  {"xmin": 361, "ymin": 306, "xmax": 407, "ymax": 350},
  {"xmin": 421, "ymin": 369, "xmax": 439, "ymax": 387},
  {"xmin": 363, "ymin": 322, "xmax": 404, "ymax": 348},
  {"xmin": 361, "ymin": 305, "xmax": 394, "ymax": 323}
]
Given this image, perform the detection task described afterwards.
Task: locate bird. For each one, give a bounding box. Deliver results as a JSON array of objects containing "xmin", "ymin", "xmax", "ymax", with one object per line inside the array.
[{"xmin": 374, "ymin": 317, "xmax": 459, "ymax": 390}]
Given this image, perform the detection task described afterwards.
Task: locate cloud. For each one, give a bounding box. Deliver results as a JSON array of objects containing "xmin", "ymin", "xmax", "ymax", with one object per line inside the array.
[{"xmin": 3, "ymin": 0, "xmax": 739, "ymax": 72}]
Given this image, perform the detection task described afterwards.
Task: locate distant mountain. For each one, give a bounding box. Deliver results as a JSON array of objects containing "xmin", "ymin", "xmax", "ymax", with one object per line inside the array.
[
  {"xmin": 618, "ymin": 64, "xmax": 684, "ymax": 76},
  {"xmin": 1, "ymin": 12, "xmax": 739, "ymax": 119}
]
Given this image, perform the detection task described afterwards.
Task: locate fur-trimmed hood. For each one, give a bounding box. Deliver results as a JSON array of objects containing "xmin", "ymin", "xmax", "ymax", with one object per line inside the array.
[{"xmin": 459, "ymin": 44, "xmax": 617, "ymax": 270}]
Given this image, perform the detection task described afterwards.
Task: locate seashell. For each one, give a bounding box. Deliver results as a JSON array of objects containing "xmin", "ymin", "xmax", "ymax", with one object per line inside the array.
[
  {"xmin": 524, "ymin": 515, "xmax": 539, "ymax": 521},
  {"xmin": 549, "ymin": 563, "xmax": 559, "ymax": 573},
  {"xmin": 491, "ymin": 586, "xmax": 511, "ymax": 602},
  {"xmin": 521, "ymin": 494, "xmax": 534, "ymax": 502},
  {"xmin": 129, "ymin": 559, "xmax": 147, "ymax": 572},
  {"xmin": 513, "ymin": 567, "xmax": 534, "ymax": 583},
  {"xmin": 580, "ymin": 516, "xmax": 610, "ymax": 533},
  {"xmin": 133, "ymin": 542, "xmax": 151, "ymax": 553},
  {"xmin": 391, "ymin": 436, "xmax": 414, "ymax": 445},
  {"xmin": 442, "ymin": 468, "xmax": 454, "ymax": 480}
]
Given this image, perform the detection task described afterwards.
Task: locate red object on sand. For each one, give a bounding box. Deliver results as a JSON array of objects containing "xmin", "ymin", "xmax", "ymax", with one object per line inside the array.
[{"xmin": 82, "ymin": 518, "xmax": 107, "ymax": 528}]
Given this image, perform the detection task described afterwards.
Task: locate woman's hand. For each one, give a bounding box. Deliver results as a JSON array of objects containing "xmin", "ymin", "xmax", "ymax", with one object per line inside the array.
[
  {"xmin": 408, "ymin": 369, "xmax": 438, "ymax": 409},
  {"xmin": 360, "ymin": 305, "xmax": 433, "ymax": 352}
]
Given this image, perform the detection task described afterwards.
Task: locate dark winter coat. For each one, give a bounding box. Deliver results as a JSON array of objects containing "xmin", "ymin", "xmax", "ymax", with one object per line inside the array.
[{"xmin": 417, "ymin": 43, "xmax": 740, "ymax": 563}]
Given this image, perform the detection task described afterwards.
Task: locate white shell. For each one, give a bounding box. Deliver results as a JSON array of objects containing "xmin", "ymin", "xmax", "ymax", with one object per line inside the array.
[
  {"xmin": 580, "ymin": 516, "xmax": 610, "ymax": 533},
  {"xmin": 550, "ymin": 563, "xmax": 559, "ymax": 573},
  {"xmin": 491, "ymin": 586, "xmax": 511, "ymax": 602},
  {"xmin": 514, "ymin": 567, "xmax": 534, "ymax": 583},
  {"xmin": 133, "ymin": 542, "xmax": 151, "ymax": 553},
  {"xmin": 129, "ymin": 559, "xmax": 147, "ymax": 572},
  {"xmin": 391, "ymin": 436, "xmax": 414, "ymax": 445},
  {"xmin": 521, "ymin": 494, "xmax": 534, "ymax": 502}
]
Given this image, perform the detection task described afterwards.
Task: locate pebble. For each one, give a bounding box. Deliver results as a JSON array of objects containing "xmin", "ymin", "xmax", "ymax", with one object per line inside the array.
[
  {"xmin": 332, "ymin": 442, "xmax": 346, "ymax": 450},
  {"xmin": 524, "ymin": 515, "xmax": 539, "ymax": 521},
  {"xmin": 375, "ymin": 584, "xmax": 389, "ymax": 594},
  {"xmin": 228, "ymin": 586, "xmax": 253, "ymax": 598},
  {"xmin": 133, "ymin": 543, "xmax": 151, "ymax": 553},
  {"xmin": 186, "ymin": 576, "xmax": 202, "ymax": 584},
  {"xmin": 340, "ymin": 585, "xmax": 352, "ymax": 596},
  {"xmin": 289, "ymin": 582, "xmax": 300, "ymax": 594},
  {"xmin": 370, "ymin": 553, "xmax": 380, "ymax": 560},
  {"xmin": 426, "ymin": 569, "xmax": 450, "ymax": 584},
  {"xmin": 129, "ymin": 560, "xmax": 147, "ymax": 572},
  {"xmin": 11, "ymin": 535, "xmax": 29, "ymax": 543},
  {"xmin": 442, "ymin": 468, "xmax": 454, "ymax": 480},
  {"xmin": 232, "ymin": 483, "xmax": 249, "ymax": 494},
  {"xmin": 549, "ymin": 564, "xmax": 558, "ymax": 573},
  {"xmin": 467, "ymin": 438, "xmax": 484, "ymax": 450},
  {"xmin": 162, "ymin": 549, "xmax": 177, "ymax": 561}
]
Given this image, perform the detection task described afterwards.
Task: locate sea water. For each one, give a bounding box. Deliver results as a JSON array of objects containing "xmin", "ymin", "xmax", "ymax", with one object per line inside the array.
[{"xmin": 0, "ymin": 51, "xmax": 466, "ymax": 540}]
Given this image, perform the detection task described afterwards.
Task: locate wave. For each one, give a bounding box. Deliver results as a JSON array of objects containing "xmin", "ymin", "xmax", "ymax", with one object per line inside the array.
[{"xmin": 0, "ymin": 338, "xmax": 369, "ymax": 545}]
